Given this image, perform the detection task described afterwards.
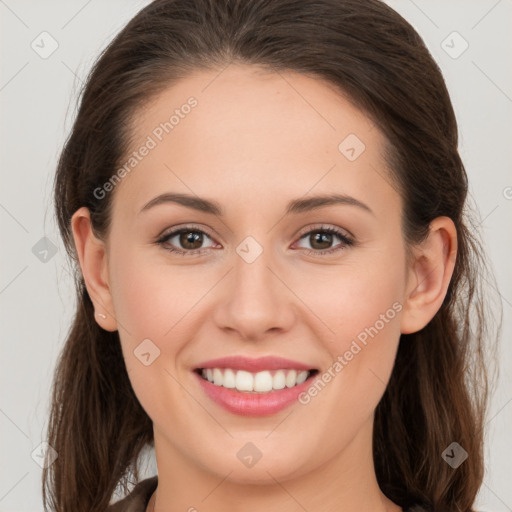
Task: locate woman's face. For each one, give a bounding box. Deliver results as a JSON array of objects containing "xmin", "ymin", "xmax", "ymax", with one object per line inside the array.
[{"xmin": 100, "ymin": 65, "xmax": 414, "ymax": 483}]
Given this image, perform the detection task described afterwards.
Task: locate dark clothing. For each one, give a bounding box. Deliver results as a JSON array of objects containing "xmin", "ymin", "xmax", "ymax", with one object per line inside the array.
[{"xmin": 107, "ymin": 477, "xmax": 157, "ymax": 512}]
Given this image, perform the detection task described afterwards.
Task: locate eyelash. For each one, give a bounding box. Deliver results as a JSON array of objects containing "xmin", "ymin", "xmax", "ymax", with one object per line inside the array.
[{"xmin": 155, "ymin": 224, "xmax": 355, "ymax": 257}]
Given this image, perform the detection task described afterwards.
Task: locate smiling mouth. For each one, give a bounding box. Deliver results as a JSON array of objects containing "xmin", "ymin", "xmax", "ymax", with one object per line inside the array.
[{"xmin": 194, "ymin": 367, "xmax": 319, "ymax": 394}]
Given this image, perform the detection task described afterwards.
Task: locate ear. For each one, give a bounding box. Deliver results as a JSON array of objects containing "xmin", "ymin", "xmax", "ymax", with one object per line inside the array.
[
  {"xmin": 400, "ymin": 216, "xmax": 457, "ymax": 335},
  {"xmin": 70, "ymin": 206, "xmax": 118, "ymax": 332}
]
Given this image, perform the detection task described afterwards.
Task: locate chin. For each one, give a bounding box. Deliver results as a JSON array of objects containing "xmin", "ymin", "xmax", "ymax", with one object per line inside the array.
[{"xmin": 201, "ymin": 446, "xmax": 314, "ymax": 485}]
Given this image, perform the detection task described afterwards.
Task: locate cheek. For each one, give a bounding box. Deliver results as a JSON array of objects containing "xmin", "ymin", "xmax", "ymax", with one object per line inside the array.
[
  {"xmin": 291, "ymin": 251, "xmax": 406, "ymax": 346},
  {"xmin": 109, "ymin": 246, "xmax": 208, "ymax": 341},
  {"xmin": 332, "ymin": 272, "xmax": 403, "ymax": 346},
  {"xmin": 296, "ymin": 249, "xmax": 406, "ymax": 404},
  {"xmin": 107, "ymin": 249, "xmax": 204, "ymax": 420}
]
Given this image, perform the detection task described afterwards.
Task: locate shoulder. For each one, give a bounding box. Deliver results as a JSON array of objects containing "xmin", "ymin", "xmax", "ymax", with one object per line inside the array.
[{"xmin": 106, "ymin": 476, "xmax": 158, "ymax": 512}]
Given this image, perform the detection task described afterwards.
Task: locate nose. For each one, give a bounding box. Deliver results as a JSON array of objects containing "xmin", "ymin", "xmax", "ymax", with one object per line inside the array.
[{"xmin": 212, "ymin": 244, "xmax": 297, "ymax": 342}]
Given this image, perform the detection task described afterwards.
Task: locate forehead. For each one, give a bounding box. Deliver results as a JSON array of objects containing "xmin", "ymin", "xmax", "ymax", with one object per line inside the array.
[{"xmin": 112, "ymin": 64, "xmax": 398, "ymax": 220}]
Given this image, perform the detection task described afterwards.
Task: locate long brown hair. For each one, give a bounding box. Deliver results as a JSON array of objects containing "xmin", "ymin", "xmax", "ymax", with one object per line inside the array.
[{"xmin": 44, "ymin": 1, "xmax": 501, "ymax": 511}]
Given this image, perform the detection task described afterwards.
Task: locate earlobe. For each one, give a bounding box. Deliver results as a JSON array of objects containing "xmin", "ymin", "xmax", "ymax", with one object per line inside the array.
[
  {"xmin": 400, "ymin": 216, "xmax": 457, "ymax": 335},
  {"xmin": 70, "ymin": 207, "xmax": 118, "ymax": 332}
]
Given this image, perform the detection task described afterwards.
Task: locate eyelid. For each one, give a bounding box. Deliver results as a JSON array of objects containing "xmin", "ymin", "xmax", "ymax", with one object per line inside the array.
[
  {"xmin": 294, "ymin": 223, "xmax": 354, "ymax": 241},
  {"xmin": 156, "ymin": 222, "xmax": 216, "ymax": 241}
]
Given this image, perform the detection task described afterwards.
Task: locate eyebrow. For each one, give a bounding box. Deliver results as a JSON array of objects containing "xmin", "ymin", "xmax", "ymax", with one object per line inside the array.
[{"xmin": 139, "ymin": 192, "xmax": 374, "ymax": 217}]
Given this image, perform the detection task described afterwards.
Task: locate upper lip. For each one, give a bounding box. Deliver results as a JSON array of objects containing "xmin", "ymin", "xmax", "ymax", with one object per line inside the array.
[{"xmin": 194, "ymin": 356, "xmax": 317, "ymax": 373}]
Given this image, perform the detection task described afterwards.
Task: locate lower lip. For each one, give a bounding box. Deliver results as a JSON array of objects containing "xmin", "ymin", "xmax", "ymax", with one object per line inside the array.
[{"xmin": 194, "ymin": 371, "xmax": 317, "ymax": 417}]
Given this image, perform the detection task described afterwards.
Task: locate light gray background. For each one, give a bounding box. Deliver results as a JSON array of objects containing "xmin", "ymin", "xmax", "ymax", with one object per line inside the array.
[{"xmin": 1, "ymin": 1, "xmax": 511, "ymax": 510}]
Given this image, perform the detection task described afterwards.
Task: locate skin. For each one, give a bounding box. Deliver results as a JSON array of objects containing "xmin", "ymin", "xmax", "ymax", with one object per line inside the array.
[{"xmin": 71, "ymin": 64, "xmax": 457, "ymax": 512}]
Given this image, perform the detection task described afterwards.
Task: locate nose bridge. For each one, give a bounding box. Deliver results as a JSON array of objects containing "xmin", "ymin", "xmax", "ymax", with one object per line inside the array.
[
  {"xmin": 233, "ymin": 234, "xmax": 278, "ymax": 302},
  {"xmin": 214, "ymin": 233, "xmax": 295, "ymax": 339}
]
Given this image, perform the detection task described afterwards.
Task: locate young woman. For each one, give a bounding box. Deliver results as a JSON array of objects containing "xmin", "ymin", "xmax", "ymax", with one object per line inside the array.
[{"xmin": 43, "ymin": 1, "xmax": 499, "ymax": 511}]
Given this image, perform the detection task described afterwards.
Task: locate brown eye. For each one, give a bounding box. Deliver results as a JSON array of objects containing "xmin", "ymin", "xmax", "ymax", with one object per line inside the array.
[
  {"xmin": 309, "ymin": 231, "xmax": 334, "ymax": 250},
  {"xmin": 178, "ymin": 230, "xmax": 204, "ymax": 250},
  {"xmin": 294, "ymin": 226, "xmax": 354, "ymax": 256},
  {"xmin": 157, "ymin": 227, "xmax": 216, "ymax": 255}
]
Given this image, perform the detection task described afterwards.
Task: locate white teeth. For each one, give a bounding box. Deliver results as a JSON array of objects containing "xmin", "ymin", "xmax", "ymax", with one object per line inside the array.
[
  {"xmin": 213, "ymin": 368, "xmax": 223, "ymax": 386},
  {"xmin": 285, "ymin": 369, "xmax": 297, "ymax": 388},
  {"xmin": 272, "ymin": 370, "xmax": 286, "ymax": 390},
  {"xmin": 296, "ymin": 371, "xmax": 309, "ymax": 385},
  {"xmin": 200, "ymin": 368, "xmax": 312, "ymax": 393},
  {"xmin": 223, "ymin": 368, "xmax": 236, "ymax": 388},
  {"xmin": 235, "ymin": 370, "xmax": 253, "ymax": 391},
  {"xmin": 254, "ymin": 371, "xmax": 273, "ymax": 392}
]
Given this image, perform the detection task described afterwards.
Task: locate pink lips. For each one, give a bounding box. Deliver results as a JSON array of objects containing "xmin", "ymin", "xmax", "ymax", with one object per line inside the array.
[
  {"xmin": 194, "ymin": 356, "xmax": 318, "ymax": 417},
  {"xmin": 195, "ymin": 355, "xmax": 314, "ymax": 373}
]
